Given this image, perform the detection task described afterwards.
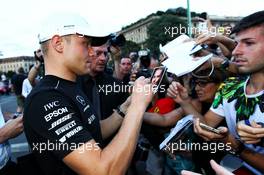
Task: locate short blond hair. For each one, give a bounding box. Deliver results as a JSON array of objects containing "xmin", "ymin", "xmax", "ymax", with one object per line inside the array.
[{"xmin": 40, "ymin": 35, "xmax": 72, "ymax": 56}]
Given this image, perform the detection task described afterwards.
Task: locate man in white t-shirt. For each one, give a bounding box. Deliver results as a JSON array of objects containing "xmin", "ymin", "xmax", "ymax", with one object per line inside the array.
[
  {"xmin": 22, "ymin": 54, "xmax": 42, "ymax": 98},
  {"xmin": 167, "ymin": 10, "xmax": 264, "ymax": 174},
  {"xmin": 22, "ymin": 78, "xmax": 33, "ymax": 98}
]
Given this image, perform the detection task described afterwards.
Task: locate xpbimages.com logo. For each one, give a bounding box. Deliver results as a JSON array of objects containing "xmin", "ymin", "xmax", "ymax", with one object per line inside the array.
[
  {"xmin": 98, "ymin": 82, "xmax": 166, "ymax": 95},
  {"xmin": 163, "ymin": 140, "xmax": 232, "ymax": 154},
  {"xmin": 164, "ymin": 24, "xmax": 232, "ymax": 37},
  {"xmin": 32, "ymin": 140, "xmax": 100, "ymax": 153}
]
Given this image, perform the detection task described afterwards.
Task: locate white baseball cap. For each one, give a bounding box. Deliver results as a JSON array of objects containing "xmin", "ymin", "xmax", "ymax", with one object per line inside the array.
[{"xmin": 38, "ymin": 13, "xmax": 109, "ymax": 45}]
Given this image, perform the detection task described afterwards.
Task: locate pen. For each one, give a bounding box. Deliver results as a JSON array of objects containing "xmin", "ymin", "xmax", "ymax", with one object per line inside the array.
[
  {"xmin": 244, "ymin": 119, "xmax": 264, "ymax": 127},
  {"xmin": 244, "ymin": 119, "xmax": 251, "ymax": 126},
  {"xmin": 191, "ymin": 44, "xmax": 209, "ymax": 52},
  {"xmin": 190, "ymin": 44, "xmax": 199, "ymax": 52}
]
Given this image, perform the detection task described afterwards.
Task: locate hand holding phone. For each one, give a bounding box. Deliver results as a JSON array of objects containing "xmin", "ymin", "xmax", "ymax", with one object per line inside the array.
[
  {"xmin": 199, "ymin": 123, "xmax": 221, "ymax": 134},
  {"xmin": 12, "ymin": 112, "xmax": 22, "ymax": 119}
]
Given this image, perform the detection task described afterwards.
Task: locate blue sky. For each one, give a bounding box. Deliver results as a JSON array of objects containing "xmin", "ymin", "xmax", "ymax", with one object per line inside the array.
[{"xmin": 0, "ymin": 0, "xmax": 263, "ymax": 58}]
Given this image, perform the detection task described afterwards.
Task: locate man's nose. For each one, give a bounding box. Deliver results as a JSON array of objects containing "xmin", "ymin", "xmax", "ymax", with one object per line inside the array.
[
  {"xmin": 232, "ymin": 43, "xmax": 243, "ymax": 57},
  {"xmin": 195, "ymin": 85, "xmax": 201, "ymax": 91},
  {"xmin": 99, "ymin": 54, "xmax": 107, "ymax": 61}
]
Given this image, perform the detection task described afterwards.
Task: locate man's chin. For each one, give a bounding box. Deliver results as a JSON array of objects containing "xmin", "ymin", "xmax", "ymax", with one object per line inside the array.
[
  {"xmin": 76, "ymin": 71, "xmax": 88, "ymax": 76},
  {"xmin": 96, "ymin": 67, "xmax": 105, "ymax": 72},
  {"xmin": 80, "ymin": 69, "xmax": 90, "ymax": 75},
  {"xmin": 122, "ymin": 71, "xmax": 129, "ymax": 74},
  {"xmin": 238, "ymin": 67, "xmax": 259, "ymax": 75}
]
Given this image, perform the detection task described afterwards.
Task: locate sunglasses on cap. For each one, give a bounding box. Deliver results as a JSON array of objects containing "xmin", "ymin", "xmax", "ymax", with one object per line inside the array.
[{"xmin": 192, "ymin": 59, "xmax": 214, "ymax": 79}]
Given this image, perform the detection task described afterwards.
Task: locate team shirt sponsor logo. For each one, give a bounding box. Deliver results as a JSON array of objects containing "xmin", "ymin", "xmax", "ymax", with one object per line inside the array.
[
  {"xmin": 48, "ymin": 113, "xmax": 74, "ymax": 130},
  {"xmin": 55, "ymin": 121, "xmax": 76, "ymax": 135},
  {"xmin": 58, "ymin": 126, "xmax": 83, "ymax": 143},
  {"xmin": 83, "ymin": 104, "xmax": 90, "ymax": 112},
  {"xmin": 88, "ymin": 114, "xmax": 95, "ymax": 124},
  {"xmin": 44, "ymin": 107, "xmax": 69, "ymax": 122},
  {"xmin": 44, "ymin": 101, "xmax": 60, "ymax": 111},
  {"xmin": 76, "ymin": 95, "xmax": 86, "ymax": 106}
]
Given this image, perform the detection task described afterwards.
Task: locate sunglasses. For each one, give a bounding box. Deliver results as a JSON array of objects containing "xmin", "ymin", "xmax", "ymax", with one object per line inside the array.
[{"xmin": 195, "ymin": 80, "xmax": 215, "ymax": 87}]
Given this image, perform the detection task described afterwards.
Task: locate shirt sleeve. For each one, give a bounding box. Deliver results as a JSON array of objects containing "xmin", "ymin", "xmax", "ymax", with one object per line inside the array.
[
  {"xmin": 210, "ymin": 91, "xmax": 225, "ymax": 118},
  {"xmin": 22, "ymin": 79, "xmax": 32, "ymax": 98},
  {"xmin": 24, "ymin": 90, "xmax": 95, "ymax": 159}
]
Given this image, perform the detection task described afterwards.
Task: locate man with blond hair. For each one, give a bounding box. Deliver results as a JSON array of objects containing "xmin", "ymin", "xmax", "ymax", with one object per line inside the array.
[{"xmin": 23, "ymin": 13, "xmax": 153, "ymax": 175}]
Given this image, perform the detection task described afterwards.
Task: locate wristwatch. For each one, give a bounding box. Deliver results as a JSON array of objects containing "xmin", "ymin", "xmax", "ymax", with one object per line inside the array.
[
  {"xmin": 228, "ymin": 141, "xmax": 246, "ymax": 156},
  {"xmin": 220, "ymin": 59, "xmax": 230, "ymax": 70}
]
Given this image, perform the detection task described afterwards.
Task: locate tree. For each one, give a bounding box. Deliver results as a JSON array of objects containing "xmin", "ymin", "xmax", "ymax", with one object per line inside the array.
[
  {"xmin": 121, "ymin": 40, "xmax": 141, "ymax": 57},
  {"xmin": 165, "ymin": 7, "xmax": 198, "ymax": 17},
  {"xmin": 145, "ymin": 14, "xmax": 187, "ymax": 56}
]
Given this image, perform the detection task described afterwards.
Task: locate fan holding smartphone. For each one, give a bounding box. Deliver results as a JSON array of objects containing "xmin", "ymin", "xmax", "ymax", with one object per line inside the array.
[{"xmin": 199, "ymin": 122, "xmax": 222, "ymax": 134}]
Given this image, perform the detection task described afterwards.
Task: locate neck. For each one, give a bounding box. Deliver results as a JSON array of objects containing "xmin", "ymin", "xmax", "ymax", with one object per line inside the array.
[
  {"xmin": 118, "ymin": 73, "xmax": 126, "ymax": 80},
  {"xmin": 114, "ymin": 71, "xmax": 125, "ymax": 80},
  {"xmin": 88, "ymin": 70, "xmax": 99, "ymax": 79},
  {"xmin": 44, "ymin": 60, "xmax": 76, "ymax": 82},
  {"xmin": 246, "ymin": 72, "xmax": 264, "ymax": 94}
]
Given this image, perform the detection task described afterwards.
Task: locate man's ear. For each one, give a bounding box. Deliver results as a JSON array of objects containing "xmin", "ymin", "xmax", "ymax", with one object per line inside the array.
[{"xmin": 50, "ymin": 35, "xmax": 64, "ymax": 53}]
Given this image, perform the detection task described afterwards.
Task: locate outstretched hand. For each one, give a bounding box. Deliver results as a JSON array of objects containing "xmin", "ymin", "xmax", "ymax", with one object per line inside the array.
[
  {"xmin": 181, "ymin": 160, "xmax": 234, "ymax": 175},
  {"xmin": 131, "ymin": 76, "xmax": 154, "ymax": 108},
  {"xmin": 193, "ymin": 118, "xmax": 228, "ymax": 141},
  {"xmin": 167, "ymin": 81, "xmax": 190, "ymax": 104}
]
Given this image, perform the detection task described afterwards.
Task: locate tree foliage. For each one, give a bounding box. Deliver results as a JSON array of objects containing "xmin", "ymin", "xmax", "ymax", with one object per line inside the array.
[
  {"xmin": 145, "ymin": 14, "xmax": 187, "ymax": 56},
  {"xmin": 166, "ymin": 7, "xmax": 198, "ymax": 17},
  {"xmin": 121, "ymin": 40, "xmax": 141, "ymax": 57}
]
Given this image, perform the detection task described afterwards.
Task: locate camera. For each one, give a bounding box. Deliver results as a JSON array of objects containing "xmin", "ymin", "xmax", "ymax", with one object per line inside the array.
[
  {"xmin": 12, "ymin": 112, "xmax": 22, "ymax": 119},
  {"xmin": 108, "ymin": 33, "xmax": 126, "ymax": 47},
  {"xmin": 138, "ymin": 49, "xmax": 151, "ymax": 69},
  {"xmin": 135, "ymin": 49, "xmax": 152, "ymax": 78},
  {"xmin": 136, "ymin": 68, "xmax": 152, "ymax": 79},
  {"xmin": 34, "ymin": 50, "xmax": 44, "ymax": 63}
]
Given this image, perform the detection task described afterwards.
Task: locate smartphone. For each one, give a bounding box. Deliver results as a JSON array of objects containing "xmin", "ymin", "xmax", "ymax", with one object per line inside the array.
[
  {"xmin": 150, "ymin": 66, "xmax": 167, "ymax": 87},
  {"xmin": 13, "ymin": 112, "xmax": 22, "ymax": 119},
  {"xmin": 199, "ymin": 123, "xmax": 221, "ymax": 134}
]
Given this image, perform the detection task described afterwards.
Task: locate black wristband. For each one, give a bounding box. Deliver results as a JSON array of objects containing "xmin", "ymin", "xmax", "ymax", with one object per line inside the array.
[
  {"xmin": 115, "ymin": 105, "xmax": 125, "ymax": 118},
  {"xmin": 220, "ymin": 59, "xmax": 230, "ymax": 70},
  {"xmin": 228, "ymin": 141, "xmax": 246, "ymax": 156}
]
